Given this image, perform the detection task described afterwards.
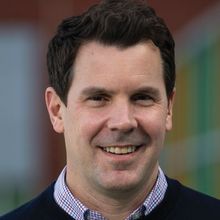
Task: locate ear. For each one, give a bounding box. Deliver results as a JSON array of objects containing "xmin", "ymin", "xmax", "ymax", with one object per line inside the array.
[
  {"xmin": 165, "ymin": 88, "xmax": 176, "ymax": 131},
  {"xmin": 45, "ymin": 87, "xmax": 64, "ymax": 133}
]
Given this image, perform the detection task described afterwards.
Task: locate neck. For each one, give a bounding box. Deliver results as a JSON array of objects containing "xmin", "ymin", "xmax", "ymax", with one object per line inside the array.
[{"xmin": 66, "ymin": 166, "xmax": 159, "ymax": 220}]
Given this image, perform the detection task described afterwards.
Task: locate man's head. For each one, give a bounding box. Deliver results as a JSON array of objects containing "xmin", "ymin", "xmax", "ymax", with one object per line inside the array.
[
  {"xmin": 47, "ymin": 0, "xmax": 175, "ymax": 105},
  {"xmin": 45, "ymin": 0, "xmax": 175, "ymax": 203}
]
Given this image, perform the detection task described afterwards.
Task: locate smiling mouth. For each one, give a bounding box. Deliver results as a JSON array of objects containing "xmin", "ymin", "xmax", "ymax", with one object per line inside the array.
[{"xmin": 101, "ymin": 145, "xmax": 141, "ymax": 155}]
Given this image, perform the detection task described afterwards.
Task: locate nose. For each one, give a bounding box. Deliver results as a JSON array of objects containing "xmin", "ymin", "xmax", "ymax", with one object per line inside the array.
[{"xmin": 107, "ymin": 101, "xmax": 138, "ymax": 132}]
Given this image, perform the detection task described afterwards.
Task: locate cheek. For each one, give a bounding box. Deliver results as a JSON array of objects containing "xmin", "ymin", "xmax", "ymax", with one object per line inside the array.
[
  {"xmin": 74, "ymin": 110, "xmax": 108, "ymax": 144},
  {"xmin": 139, "ymin": 110, "xmax": 168, "ymax": 139}
]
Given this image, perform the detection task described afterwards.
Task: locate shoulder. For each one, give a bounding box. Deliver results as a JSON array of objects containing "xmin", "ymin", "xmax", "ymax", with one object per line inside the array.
[
  {"xmin": 168, "ymin": 177, "xmax": 220, "ymax": 206},
  {"xmin": 0, "ymin": 183, "xmax": 72, "ymax": 220},
  {"xmin": 167, "ymin": 177, "xmax": 220, "ymax": 218}
]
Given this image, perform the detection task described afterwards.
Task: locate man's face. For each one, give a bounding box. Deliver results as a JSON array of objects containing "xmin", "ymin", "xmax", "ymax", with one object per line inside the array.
[{"xmin": 48, "ymin": 41, "xmax": 174, "ymax": 195}]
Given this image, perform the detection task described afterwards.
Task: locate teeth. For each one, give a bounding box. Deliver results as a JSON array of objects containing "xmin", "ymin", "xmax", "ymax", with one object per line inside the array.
[{"xmin": 103, "ymin": 146, "xmax": 137, "ymax": 154}]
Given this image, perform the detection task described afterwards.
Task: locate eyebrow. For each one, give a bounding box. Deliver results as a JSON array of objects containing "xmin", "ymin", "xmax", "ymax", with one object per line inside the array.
[
  {"xmin": 132, "ymin": 86, "xmax": 161, "ymax": 97},
  {"xmin": 80, "ymin": 87, "xmax": 115, "ymax": 97},
  {"xmin": 80, "ymin": 86, "xmax": 161, "ymax": 98}
]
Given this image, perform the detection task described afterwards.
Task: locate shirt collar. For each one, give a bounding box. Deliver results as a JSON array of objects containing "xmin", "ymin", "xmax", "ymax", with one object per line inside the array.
[{"xmin": 54, "ymin": 166, "xmax": 167, "ymax": 220}]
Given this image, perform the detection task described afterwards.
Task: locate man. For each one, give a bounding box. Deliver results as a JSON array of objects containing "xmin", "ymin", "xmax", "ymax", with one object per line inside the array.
[{"xmin": 1, "ymin": 0, "xmax": 220, "ymax": 219}]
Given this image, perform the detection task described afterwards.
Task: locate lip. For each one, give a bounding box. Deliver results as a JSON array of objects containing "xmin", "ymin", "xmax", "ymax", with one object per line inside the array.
[
  {"xmin": 98, "ymin": 143, "xmax": 143, "ymax": 148},
  {"xmin": 98, "ymin": 144, "xmax": 145, "ymax": 161}
]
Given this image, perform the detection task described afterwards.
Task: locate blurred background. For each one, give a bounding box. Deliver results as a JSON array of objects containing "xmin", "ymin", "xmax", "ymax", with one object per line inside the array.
[{"xmin": 0, "ymin": 0, "xmax": 220, "ymax": 215}]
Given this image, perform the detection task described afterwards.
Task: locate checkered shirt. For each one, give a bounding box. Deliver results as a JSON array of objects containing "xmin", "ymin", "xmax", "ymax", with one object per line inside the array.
[{"xmin": 54, "ymin": 166, "xmax": 167, "ymax": 220}]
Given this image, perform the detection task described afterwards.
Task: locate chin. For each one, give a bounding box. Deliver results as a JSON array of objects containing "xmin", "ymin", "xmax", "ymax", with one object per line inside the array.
[{"xmin": 98, "ymin": 173, "xmax": 143, "ymax": 192}]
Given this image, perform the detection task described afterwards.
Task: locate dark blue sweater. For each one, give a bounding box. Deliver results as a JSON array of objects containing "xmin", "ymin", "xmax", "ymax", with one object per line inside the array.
[{"xmin": 1, "ymin": 177, "xmax": 220, "ymax": 220}]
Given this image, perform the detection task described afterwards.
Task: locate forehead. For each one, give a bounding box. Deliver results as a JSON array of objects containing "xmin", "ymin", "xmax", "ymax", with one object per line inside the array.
[
  {"xmin": 75, "ymin": 40, "xmax": 160, "ymax": 64},
  {"xmin": 70, "ymin": 41, "xmax": 164, "ymax": 92}
]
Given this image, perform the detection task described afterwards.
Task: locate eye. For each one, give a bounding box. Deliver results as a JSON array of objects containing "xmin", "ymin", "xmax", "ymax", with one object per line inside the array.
[
  {"xmin": 86, "ymin": 94, "xmax": 110, "ymax": 107},
  {"xmin": 131, "ymin": 93, "xmax": 154, "ymax": 106},
  {"xmin": 89, "ymin": 95, "xmax": 106, "ymax": 101}
]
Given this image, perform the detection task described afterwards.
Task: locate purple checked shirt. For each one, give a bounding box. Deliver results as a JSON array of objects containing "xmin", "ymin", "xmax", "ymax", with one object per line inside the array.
[{"xmin": 54, "ymin": 166, "xmax": 167, "ymax": 220}]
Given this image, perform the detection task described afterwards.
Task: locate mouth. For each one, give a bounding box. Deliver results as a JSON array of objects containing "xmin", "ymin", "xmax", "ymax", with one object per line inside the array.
[{"xmin": 100, "ymin": 145, "xmax": 141, "ymax": 155}]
